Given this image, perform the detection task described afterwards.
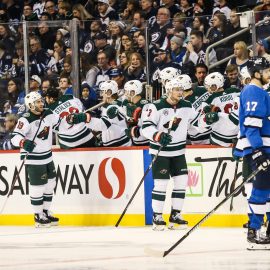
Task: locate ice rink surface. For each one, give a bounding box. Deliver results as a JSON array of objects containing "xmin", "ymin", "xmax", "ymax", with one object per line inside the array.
[{"xmin": 0, "ymin": 226, "xmax": 269, "ymax": 270}]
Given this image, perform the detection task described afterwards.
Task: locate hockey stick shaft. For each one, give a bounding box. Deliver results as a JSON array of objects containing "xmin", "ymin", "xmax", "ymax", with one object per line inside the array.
[
  {"xmin": 163, "ymin": 165, "xmax": 263, "ymax": 257},
  {"xmin": 115, "ymin": 118, "xmax": 175, "ymax": 227},
  {"xmin": 0, "ymin": 112, "xmax": 45, "ymax": 214},
  {"xmin": 229, "ymin": 160, "xmax": 239, "ymax": 211}
]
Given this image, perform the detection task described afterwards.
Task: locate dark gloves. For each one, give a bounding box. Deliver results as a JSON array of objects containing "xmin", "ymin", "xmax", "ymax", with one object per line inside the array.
[
  {"xmin": 205, "ymin": 112, "xmax": 219, "ymax": 125},
  {"xmin": 107, "ymin": 106, "xmax": 119, "ymax": 119},
  {"xmin": 153, "ymin": 132, "xmax": 172, "ymax": 146},
  {"xmin": 203, "ymin": 105, "xmax": 212, "ymax": 114},
  {"xmin": 66, "ymin": 113, "xmax": 90, "ymax": 124},
  {"xmin": 125, "ymin": 126, "xmax": 140, "ymax": 138},
  {"xmin": 20, "ymin": 139, "xmax": 35, "ymax": 152},
  {"xmin": 252, "ymin": 149, "xmax": 270, "ymax": 170},
  {"xmin": 126, "ymin": 103, "xmax": 137, "ymax": 117}
]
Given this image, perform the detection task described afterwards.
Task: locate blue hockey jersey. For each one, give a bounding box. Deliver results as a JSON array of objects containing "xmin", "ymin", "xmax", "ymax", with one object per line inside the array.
[{"xmin": 234, "ymin": 84, "xmax": 270, "ymax": 157}]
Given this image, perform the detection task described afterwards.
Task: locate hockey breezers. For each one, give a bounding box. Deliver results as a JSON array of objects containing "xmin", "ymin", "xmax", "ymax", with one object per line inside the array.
[
  {"xmin": 144, "ymin": 164, "xmax": 264, "ymax": 257},
  {"xmin": 115, "ymin": 118, "xmax": 174, "ymax": 227},
  {"xmin": 0, "ymin": 112, "xmax": 45, "ymax": 214}
]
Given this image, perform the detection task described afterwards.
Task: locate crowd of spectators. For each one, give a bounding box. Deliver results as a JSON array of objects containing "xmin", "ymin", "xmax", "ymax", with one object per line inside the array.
[{"xmin": 0, "ymin": 0, "xmax": 270, "ymax": 148}]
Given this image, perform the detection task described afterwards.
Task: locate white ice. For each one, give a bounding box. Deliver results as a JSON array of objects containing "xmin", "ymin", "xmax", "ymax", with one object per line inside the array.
[{"xmin": 0, "ymin": 226, "xmax": 269, "ymax": 270}]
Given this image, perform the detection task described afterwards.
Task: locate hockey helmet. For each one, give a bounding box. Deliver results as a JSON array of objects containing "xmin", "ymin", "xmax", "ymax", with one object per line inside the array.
[
  {"xmin": 204, "ymin": 72, "xmax": 224, "ymax": 92},
  {"xmin": 25, "ymin": 91, "xmax": 43, "ymax": 110},
  {"xmin": 239, "ymin": 67, "xmax": 251, "ymax": 85},
  {"xmin": 159, "ymin": 67, "xmax": 180, "ymax": 86},
  {"xmin": 124, "ymin": 80, "xmax": 143, "ymax": 97},
  {"xmin": 176, "ymin": 74, "xmax": 192, "ymax": 90},
  {"xmin": 246, "ymin": 57, "xmax": 270, "ymax": 77},
  {"xmin": 99, "ymin": 80, "xmax": 118, "ymax": 96},
  {"xmin": 165, "ymin": 78, "xmax": 183, "ymax": 94}
]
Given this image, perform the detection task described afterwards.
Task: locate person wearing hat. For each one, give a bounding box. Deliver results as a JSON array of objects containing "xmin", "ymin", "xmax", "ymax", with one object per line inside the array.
[
  {"xmin": 170, "ymin": 35, "xmax": 186, "ymax": 63},
  {"xmin": 97, "ymin": 0, "xmax": 119, "ymax": 26},
  {"xmin": 250, "ymin": 39, "xmax": 270, "ymax": 63},
  {"xmin": 80, "ymin": 81, "xmax": 97, "ymax": 110},
  {"xmin": 30, "ymin": 75, "xmax": 42, "ymax": 95},
  {"xmin": 109, "ymin": 68, "xmax": 126, "ymax": 90}
]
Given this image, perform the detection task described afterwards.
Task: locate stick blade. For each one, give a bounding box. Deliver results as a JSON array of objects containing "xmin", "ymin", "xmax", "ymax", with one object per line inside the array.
[{"xmin": 144, "ymin": 247, "xmax": 165, "ymax": 257}]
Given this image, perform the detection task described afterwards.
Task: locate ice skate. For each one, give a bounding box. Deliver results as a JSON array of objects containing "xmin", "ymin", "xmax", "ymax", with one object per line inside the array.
[
  {"xmin": 168, "ymin": 210, "xmax": 188, "ymax": 230},
  {"xmin": 34, "ymin": 213, "xmax": 51, "ymax": 228},
  {"xmin": 243, "ymin": 221, "xmax": 250, "ymax": 229},
  {"xmin": 152, "ymin": 213, "xmax": 166, "ymax": 231},
  {"xmin": 43, "ymin": 210, "xmax": 59, "ymax": 226},
  {"xmin": 247, "ymin": 228, "xmax": 270, "ymax": 250}
]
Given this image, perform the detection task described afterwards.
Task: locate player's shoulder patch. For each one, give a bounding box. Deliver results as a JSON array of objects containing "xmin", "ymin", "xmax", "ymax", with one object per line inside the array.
[
  {"xmin": 140, "ymin": 99, "xmax": 149, "ymax": 105},
  {"xmin": 22, "ymin": 112, "xmax": 30, "ymax": 118}
]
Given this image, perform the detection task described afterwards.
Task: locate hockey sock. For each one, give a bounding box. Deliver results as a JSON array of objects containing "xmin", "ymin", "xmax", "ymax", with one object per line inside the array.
[
  {"xmin": 171, "ymin": 175, "xmax": 188, "ymax": 211},
  {"xmin": 248, "ymin": 188, "xmax": 269, "ymax": 230},
  {"xmin": 29, "ymin": 184, "xmax": 46, "ymax": 214},
  {"xmin": 152, "ymin": 179, "xmax": 169, "ymax": 214},
  {"xmin": 43, "ymin": 178, "xmax": 56, "ymax": 211}
]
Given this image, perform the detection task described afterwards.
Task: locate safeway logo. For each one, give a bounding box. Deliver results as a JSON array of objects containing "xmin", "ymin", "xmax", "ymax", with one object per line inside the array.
[{"xmin": 98, "ymin": 157, "xmax": 126, "ymax": 199}]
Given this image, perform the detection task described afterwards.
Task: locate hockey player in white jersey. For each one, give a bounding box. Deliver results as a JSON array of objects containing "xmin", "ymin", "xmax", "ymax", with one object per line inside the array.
[
  {"xmin": 178, "ymin": 74, "xmax": 212, "ymax": 144},
  {"xmin": 67, "ymin": 80, "xmax": 131, "ymax": 147},
  {"xmin": 46, "ymin": 88, "xmax": 96, "ymax": 148},
  {"xmin": 142, "ymin": 78, "xmax": 199, "ymax": 230},
  {"xmin": 201, "ymin": 72, "xmax": 240, "ymax": 147},
  {"xmin": 234, "ymin": 57, "xmax": 270, "ymax": 249},
  {"xmin": 122, "ymin": 80, "xmax": 149, "ymax": 146},
  {"xmin": 159, "ymin": 67, "xmax": 180, "ymax": 96},
  {"xmin": 11, "ymin": 92, "xmax": 60, "ymax": 228}
]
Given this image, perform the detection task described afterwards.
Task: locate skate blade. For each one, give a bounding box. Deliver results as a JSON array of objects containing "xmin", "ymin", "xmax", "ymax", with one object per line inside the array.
[
  {"xmin": 168, "ymin": 222, "xmax": 188, "ymax": 230},
  {"xmin": 50, "ymin": 221, "xmax": 59, "ymax": 226},
  {"xmin": 152, "ymin": 224, "xmax": 166, "ymax": 231},
  {"xmin": 35, "ymin": 223, "xmax": 51, "ymax": 228},
  {"xmin": 247, "ymin": 243, "xmax": 270, "ymax": 250}
]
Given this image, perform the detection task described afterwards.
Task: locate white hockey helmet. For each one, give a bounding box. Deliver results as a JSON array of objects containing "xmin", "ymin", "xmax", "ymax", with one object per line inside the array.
[
  {"xmin": 239, "ymin": 66, "xmax": 251, "ymax": 85},
  {"xmin": 159, "ymin": 67, "xmax": 180, "ymax": 86},
  {"xmin": 204, "ymin": 72, "xmax": 224, "ymax": 91},
  {"xmin": 124, "ymin": 80, "xmax": 143, "ymax": 97},
  {"xmin": 165, "ymin": 78, "xmax": 183, "ymax": 94},
  {"xmin": 25, "ymin": 91, "xmax": 43, "ymax": 110},
  {"xmin": 99, "ymin": 80, "xmax": 118, "ymax": 96},
  {"xmin": 176, "ymin": 74, "xmax": 192, "ymax": 90}
]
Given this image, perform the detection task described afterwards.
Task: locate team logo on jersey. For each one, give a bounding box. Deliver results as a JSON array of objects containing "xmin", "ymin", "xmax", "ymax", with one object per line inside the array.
[
  {"xmin": 151, "ymin": 32, "xmax": 161, "ymax": 43},
  {"xmin": 163, "ymin": 117, "xmax": 182, "ymax": 131},
  {"xmin": 163, "ymin": 109, "xmax": 169, "ymax": 116},
  {"xmin": 37, "ymin": 126, "xmax": 50, "ymax": 140},
  {"xmin": 160, "ymin": 169, "xmax": 168, "ymax": 174},
  {"xmin": 98, "ymin": 157, "xmax": 126, "ymax": 199}
]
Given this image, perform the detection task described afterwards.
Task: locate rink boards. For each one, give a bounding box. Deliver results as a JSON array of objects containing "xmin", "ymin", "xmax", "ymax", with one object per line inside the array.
[{"xmin": 0, "ymin": 146, "xmax": 249, "ymax": 227}]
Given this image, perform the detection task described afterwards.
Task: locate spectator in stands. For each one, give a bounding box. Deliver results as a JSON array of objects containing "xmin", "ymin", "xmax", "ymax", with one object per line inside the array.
[
  {"xmin": 44, "ymin": 0, "xmax": 58, "ymax": 20},
  {"xmin": 59, "ymin": 76, "xmax": 73, "ymax": 95},
  {"xmin": 120, "ymin": 34, "xmax": 134, "ymax": 54},
  {"xmin": 137, "ymin": 33, "xmax": 147, "ymax": 59},
  {"xmin": 40, "ymin": 11, "xmax": 50, "ymax": 21},
  {"xmin": 227, "ymin": 8, "xmax": 250, "ymax": 47},
  {"xmin": 29, "ymin": 36, "xmax": 56, "ymax": 77},
  {"xmin": 192, "ymin": 16, "xmax": 208, "ymax": 36},
  {"xmin": 0, "ymin": 24, "xmax": 15, "ymax": 55},
  {"xmin": 212, "ymin": 0, "xmax": 231, "ymax": 20},
  {"xmin": 0, "ymin": 113, "xmax": 18, "ymax": 150},
  {"xmin": 95, "ymin": 51, "xmax": 112, "ymax": 86},
  {"xmin": 150, "ymin": 7, "xmax": 172, "ymax": 50},
  {"xmin": 170, "ymin": 12, "xmax": 187, "ymax": 37},
  {"xmin": 192, "ymin": 63, "xmax": 208, "ymax": 89},
  {"xmin": 140, "ymin": 0, "xmax": 157, "ymax": 24},
  {"xmin": 193, "ymin": 0, "xmax": 213, "ymax": 18},
  {"xmin": 118, "ymin": 51, "xmax": 131, "ymax": 71},
  {"xmin": 11, "ymin": 40, "xmax": 24, "ymax": 79},
  {"xmin": 97, "ymin": 0, "xmax": 119, "ymax": 26},
  {"xmin": 183, "ymin": 30, "xmax": 217, "ymax": 67},
  {"xmin": 121, "ymin": 0, "xmax": 140, "ymax": 21},
  {"xmin": 162, "ymin": 0, "xmax": 180, "ymax": 17},
  {"xmin": 93, "ymin": 32, "xmax": 116, "ymax": 63},
  {"xmin": 30, "ymin": 75, "xmax": 42, "ymax": 93},
  {"xmin": 22, "ymin": 4, "xmax": 39, "ymax": 21},
  {"xmin": 124, "ymin": 52, "xmax": 146, "ymax": 81},
  {"xmin": 1, "ymin": 0, "xmax": 21, "ymax": 22},
  {"xmin": 109, "ymin": 68, "xmax": 126, "ymax": 90},
  {"xmin": 57, "ymin": 1, "xmax": 73, "ymax": 20},
  {"xmin": 89, "ymin": 20, "xmax": 103, "ymax": 39},
  {"xmin": 109, "ymin": 21, "xmax": 126, "ymax": 53},
  {"xmin": 130, "ymin": 11, "xmax": 146, "ymax": 33},
  {"xmin": 61, "ymin": 55, "xmax": 72, "ymax": 78},
  {"xmin": 80, "ymin": 52, "xmax": 99, "ymax": 87},
  {"xmin": 0, "ymin": 41, "xmax": 13, "ymax": 80},
  {"xmin": 41, "ymin": 78, "xmax": 52, "ymax": 96},
  {"xmin": 179, "ymin": 0, "xmax": 194, "ymax": 27},
  {"xmin": 250, "ymin": 39, "xmax": 270, "ymax": 62},
  {"xmin": 80, "ymin": 81, "xmax": 97, "ymax": 110},
  {"xmin": 227, "ymin": 41, "xmax": 249, "ymax": 71},
  {"xmin": 52, "ymin": 40, "xmax": 65, "ymax": 74},
  {"xmin": 72, "ymin": 3, "xmax": 93, "ymax": 31},
  {"xmin": 38, "ymin": 21, "xmax": 55, "ymax": 51},
  {"xmin": 224, "ymin": 64, "xmax": 241, "ymax": 89},
  {"xmin": 170, "ymin": 35, "xmax": 186, "ymax": 64},
  {"xmin": 56, "ymin": 28, "xmax": 70, "ymax": 49}
]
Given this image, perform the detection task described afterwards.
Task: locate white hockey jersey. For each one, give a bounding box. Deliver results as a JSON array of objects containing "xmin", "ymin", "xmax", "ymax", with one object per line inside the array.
[
  {"xmin": 11, "ymin": 109, "xmax": 60, "ymax": 165},
  {"xmin": 142, "ymin": 98, "xmax": 198, "ymax": 157}
]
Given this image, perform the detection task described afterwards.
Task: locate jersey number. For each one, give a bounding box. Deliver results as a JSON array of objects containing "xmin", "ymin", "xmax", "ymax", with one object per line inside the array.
[{"xmin": 246, "ymin": 101, "xmax": 257, "ymax": 112}]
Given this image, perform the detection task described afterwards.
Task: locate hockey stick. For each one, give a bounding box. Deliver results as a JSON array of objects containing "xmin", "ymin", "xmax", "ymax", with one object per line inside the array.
[
  {"xmin": 229, "ymin": 160, "xmax": 239, "ymax": 211},
  {"xmin": 0, "ymin": 111, "xmax": 45, "ymax": 215},
  {"xmin": 115, "ymin": 118, "xmax": 175, "ymax": 227},
  {"xmin": 144, "ymin": 164, "xmax": 263, "ymax": 257}
]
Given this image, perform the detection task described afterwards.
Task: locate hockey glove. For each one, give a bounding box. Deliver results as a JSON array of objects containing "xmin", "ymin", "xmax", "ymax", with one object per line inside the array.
[
  {"xmin": 205, "ymin": 112, "xmax": 219, "ymax": 125},
  {"xmin": 107, "ymin": 106, "xmax": 119, "ymax": 119},
  {"xmin": 252, "ymin": 149, "xmax": 270, "ymax": 171},
  {"xmin": 203, "ymin": 105, "xmax": 212, "ymax": 114},
  {"xmin": 125, "ymin": 126, "xmax": 140, "ymax": 138},
  {"xmin": 67, "ymin": 113, "xmax": 91, "ymax": 124},
  {"xmin": 126, "ymin": 103, "xmax": 137, "ymax": 117},
  {"xmin": 20, "ymin": 139, "xmax": 35, "ymax": 153},
  {"xmin": 153, "ymin": 132, "xmax": 172, "ymax": 146}
]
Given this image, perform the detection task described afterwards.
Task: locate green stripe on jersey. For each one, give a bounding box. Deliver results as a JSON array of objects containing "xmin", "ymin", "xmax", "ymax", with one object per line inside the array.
[
  {"xmin": 21, "ymin": 152, "xmax": 52, "ymax": 160},
  {"xmin": 150, "ymin": 142, "xmax": 186, "ymax": 152}
]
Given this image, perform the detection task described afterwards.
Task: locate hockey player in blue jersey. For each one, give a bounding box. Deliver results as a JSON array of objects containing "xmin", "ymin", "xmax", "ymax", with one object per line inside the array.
[{"xmin": 234, "ymin": 57, "xmax": 270, "ymax": 249}]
